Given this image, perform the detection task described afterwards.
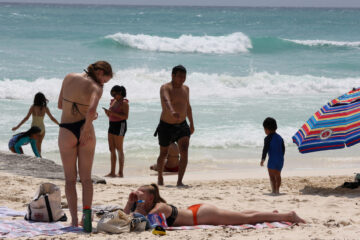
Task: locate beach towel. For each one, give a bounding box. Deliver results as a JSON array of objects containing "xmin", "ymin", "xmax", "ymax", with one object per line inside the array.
[
  {"xmin": 0, "ymin": 219, "xmax": 82, "ymax": 238},
  {"xmin": 166, "ymin": 221, "xmax": 293, "ymax": 230},
  {"xmin": 0, "ymin": 207, "xmax": 25, "ymax": 218},
  {"xmin": 147, "ymin": 213, "xmax": 292, "ymax": 231}
]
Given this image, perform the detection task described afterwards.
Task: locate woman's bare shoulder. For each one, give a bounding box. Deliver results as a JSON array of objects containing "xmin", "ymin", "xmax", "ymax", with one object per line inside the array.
[
  {"xmin": 149, "ymin": 202, "xmax": 171, "ymax": 215},
  {"xmin": 153, "ymin": 202, "xmax": 169, "ymax": 211}
]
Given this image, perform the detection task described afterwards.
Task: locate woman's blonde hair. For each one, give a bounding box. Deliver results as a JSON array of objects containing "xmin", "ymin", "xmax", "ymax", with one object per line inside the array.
[
  {"xmin": 86, "ymin": 60, "xmax": 113, "ymax": 84},
  {"xmin": 142, "ymin": 183, "xmax": 166, "ymax": 208}
]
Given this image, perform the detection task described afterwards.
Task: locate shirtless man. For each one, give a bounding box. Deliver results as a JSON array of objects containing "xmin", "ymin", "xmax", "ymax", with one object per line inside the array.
[{"xmin": 154, "ymin": 65, "xmax": 194, "ymax": 186}]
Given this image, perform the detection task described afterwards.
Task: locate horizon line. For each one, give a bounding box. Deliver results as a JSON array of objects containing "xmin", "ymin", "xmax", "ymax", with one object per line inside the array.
[{"xmin": 1, "ymin": 2, "xmax": 360, "ymax": 9}]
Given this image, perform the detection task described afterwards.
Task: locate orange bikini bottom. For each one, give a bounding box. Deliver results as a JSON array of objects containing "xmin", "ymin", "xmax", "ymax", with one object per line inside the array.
[
  {"xmin": 187, "ymin": 204, "xmax": 203, "ymax": 225},
  {"xmin": 164, "ymin": 165, "xmax": 179, "ymax": 172}
]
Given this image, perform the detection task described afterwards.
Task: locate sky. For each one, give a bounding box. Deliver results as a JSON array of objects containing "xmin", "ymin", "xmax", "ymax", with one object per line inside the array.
[{"xmin": 1, "ymin": 0, "xmax": 360, "ymax": 8}]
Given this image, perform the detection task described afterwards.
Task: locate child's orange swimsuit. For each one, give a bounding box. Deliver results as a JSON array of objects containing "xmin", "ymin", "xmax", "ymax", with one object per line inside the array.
[{"xmin": 187, "ymin": 204, "xmax": 203, "ymax": 225}]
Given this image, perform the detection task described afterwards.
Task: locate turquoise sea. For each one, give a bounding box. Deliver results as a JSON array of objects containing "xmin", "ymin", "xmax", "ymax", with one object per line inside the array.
[{"xmin": 1, "ymin": 4, "xmax": 360, "ymax": 175}]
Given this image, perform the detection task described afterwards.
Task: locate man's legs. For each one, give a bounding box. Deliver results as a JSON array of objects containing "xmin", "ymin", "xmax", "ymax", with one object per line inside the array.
[
  {"xmin": 157, "ymin": 146, "xmax": 169, "ymax": 185},
  {"xmin": 177, "ymin": 136, "xmax": 189, "ymax": 186}
]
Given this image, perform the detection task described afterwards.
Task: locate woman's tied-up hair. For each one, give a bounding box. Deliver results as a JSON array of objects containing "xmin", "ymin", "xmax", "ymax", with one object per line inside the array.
[
  {"xmin": 142, "ymin": 184, "xmax": 166, "ymax": 209},
  {"xmin": 85, "ymin": 61, "xmax": 113, "ymax": 85}
]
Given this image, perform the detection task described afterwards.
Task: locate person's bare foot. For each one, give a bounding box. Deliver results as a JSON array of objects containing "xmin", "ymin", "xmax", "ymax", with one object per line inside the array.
[
  {"xmin": 117, "ymin": 173, "xmax": 124, "ymax": 178},
  {"xmin": 290, "ymin": 211, "xmax": 306, "ymax": 224},
  {"xmin": 158, "ymin": 176, "xmax": 164, "ymax": 185},
  {"xmin": 105, "ymin": 173, "xmax": 116, "ymax": 178},
  {"xmin": 71, "ymin": 221, "xmax": 78, "ymax": 227},
  {"xmin": 177, "ymin": 182, "xmax": 188, "ymax": 187}
]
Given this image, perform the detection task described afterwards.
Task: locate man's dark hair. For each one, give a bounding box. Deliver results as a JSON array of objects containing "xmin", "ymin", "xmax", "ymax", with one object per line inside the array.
[
  {"xmin": 172, "ymin": 65, "xmax": 187, "ymax": 75},
  {"xmin": 263, "ymin": 117, "xmax": 277, "ymax": 131}
]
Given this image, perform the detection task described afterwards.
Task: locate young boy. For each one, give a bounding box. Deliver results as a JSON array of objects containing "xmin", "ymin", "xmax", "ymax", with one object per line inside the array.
[{"xmin": 261, "ymin": 117, "xmax": 285, "ymax": 195}]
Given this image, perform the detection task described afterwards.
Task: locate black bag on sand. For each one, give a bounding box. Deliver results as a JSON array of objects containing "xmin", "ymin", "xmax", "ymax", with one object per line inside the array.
[{"xmin": 341, "ymin": 181, "xmax": 360, "ymax": 189}]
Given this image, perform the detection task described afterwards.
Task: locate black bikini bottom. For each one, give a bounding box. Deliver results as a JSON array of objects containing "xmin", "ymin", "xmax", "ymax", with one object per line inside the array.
[{"xmin": 59, "ymin": 119, "xmax": 86, "ymax": 144}]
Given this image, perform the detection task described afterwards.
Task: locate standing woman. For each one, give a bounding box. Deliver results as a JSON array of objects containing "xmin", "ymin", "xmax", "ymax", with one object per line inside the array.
[
  {"xmin": 104, "ymin": 85, "xmax": 129, "ymax": 178},
  {"xmin": 58, "ymin": 61, "xmax": 113, "ymax": 227},
  {"xmin": 12, "ymin": 92, "xmax": 59, "ymax": 154}
]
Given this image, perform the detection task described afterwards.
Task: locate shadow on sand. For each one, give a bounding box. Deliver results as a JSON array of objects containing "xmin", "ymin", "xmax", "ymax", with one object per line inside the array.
[{"xmin": 300, "ymin": 185, "xmax": 360, "ymax": 198}]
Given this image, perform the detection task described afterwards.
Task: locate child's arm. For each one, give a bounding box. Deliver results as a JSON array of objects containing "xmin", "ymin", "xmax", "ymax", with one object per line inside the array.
[
  {"xmin": 30, "ymin": 139, "xmax": 41, "ymax": 158},
  {"xmin": 107, "ymin": 102, "xmax": 129, "ymax": 120},
  {"xmin": 261, "ymin": 135, "xmax": 271, "ymax": 166},
  {"xmin": 12, "ymin": 106, "xmax": 33, "ymax": 131}
]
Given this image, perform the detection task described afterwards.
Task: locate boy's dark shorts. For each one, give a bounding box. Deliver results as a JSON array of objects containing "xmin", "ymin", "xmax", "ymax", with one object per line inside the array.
[{"xmin": 154, "ymin": 120, "xmax": 190, "ymax": 147}]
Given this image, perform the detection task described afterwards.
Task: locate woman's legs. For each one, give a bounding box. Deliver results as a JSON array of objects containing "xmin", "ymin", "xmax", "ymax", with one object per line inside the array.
[
  {"xmin": 58, "ymin": 128, "xmax": 78, "ymax": 226},
  {"xmin": 197, "ymin": 204, "xmax": 305, "ymax": 225},
  {"xmin": 78, "ymin": 125, "xmax": 96, "ymax": 212},
  {"xmin": 105, "ymin": 133, "xmax": 116, "ymax": 177},
  {"xmin": 114, "ymin": 136, "xmax": 124, "ymax": 177},
  {"xmin": 37, "ymin": 132, "xmax": 45, "ymax": 154}
]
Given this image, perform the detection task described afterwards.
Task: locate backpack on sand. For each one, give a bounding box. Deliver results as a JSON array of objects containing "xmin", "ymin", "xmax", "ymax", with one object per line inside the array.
[{"xmin": 25, "ymin": 183, "xmax": 67, "ymax": 222}]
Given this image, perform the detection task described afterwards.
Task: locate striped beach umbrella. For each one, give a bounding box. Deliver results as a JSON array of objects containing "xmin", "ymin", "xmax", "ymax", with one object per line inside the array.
[{"xmin": 293, "ymin": 88, "xmax": 360, "ymax": 153}]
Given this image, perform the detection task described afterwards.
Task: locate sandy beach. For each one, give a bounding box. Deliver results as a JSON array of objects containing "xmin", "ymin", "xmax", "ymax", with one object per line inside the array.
[{"xmin": 1, "ymin": 152, "xmax": 359, "ymax": 239}]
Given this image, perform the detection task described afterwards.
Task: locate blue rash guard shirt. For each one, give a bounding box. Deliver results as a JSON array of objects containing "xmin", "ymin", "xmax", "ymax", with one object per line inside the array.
[
  {"xmin": 261, "ymin": 132, "xmax": 285, "ymax": 171},
  {"xmin": 14, "ymin": 136, "xmax": 41, "ymax": 158}
]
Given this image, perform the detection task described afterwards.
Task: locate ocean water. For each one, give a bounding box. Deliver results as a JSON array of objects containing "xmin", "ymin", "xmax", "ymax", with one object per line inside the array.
[{"xmin": 1, "ymin": 4, "xmax": 360, "ymax": 174}]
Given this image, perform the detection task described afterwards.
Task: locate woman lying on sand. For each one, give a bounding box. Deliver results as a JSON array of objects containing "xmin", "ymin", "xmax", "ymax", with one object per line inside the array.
[{"xmin": 124, "ymin": 184, "xmax": 306, "ymax": 226}]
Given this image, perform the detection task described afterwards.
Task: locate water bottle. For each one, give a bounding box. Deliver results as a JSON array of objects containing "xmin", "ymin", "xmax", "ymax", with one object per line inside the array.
[{"xmin": 83, "ymin": 206, "xmax": 92, "ymax": 233}]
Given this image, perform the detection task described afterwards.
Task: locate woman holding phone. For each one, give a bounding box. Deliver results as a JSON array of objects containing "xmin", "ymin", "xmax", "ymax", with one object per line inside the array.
[{"xmin": 104, "ymin": 85, "xmax": 129, "ymax": 178}]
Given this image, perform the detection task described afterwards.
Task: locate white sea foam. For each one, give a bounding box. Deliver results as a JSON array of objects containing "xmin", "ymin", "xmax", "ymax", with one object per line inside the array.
[
  {"xmin": 283, "ymin": 38, "xmax": 360, "ymax": 48},
  {"xmin": 105, "ymin": 32, "xmax": 252, "ymax": 54},
  {"xmin": 1, "ymin": 69, "xmax": 360, "ymax": 101},
  {"xmin": 1, "ymin": 70, "xmax": 360, "ymax": 155}
]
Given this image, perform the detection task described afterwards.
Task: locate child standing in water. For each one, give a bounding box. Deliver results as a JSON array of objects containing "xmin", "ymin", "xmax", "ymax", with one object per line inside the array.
[
  {"xmin": 261, "ymin": 117, "xmax": 285, "ymax": 195},
  {"xmin": 9, "ymin": 126, "xmax": 42, "ymax": 157},
  {"xmin": 104, "ymin": 85, "xmax": 129, "ymax": 178},
  {"xmin": 12, "ymin": 92, "xmax": 59, "ymax": 154}
]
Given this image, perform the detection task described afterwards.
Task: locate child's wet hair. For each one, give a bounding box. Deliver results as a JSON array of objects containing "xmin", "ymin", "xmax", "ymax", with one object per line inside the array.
[
  {"xmin": 110, "ymin": 85, "xmax": 126, "ymax": 98},
  {"xmin": 263, "ymin": 117, "xmax": 277, "ymax": 131},
  {"xmin": 16, "ymin": 126, "xmax": 42, "ymax": 139},
  {"xmin": 172, "ymin": 65, "xmax": 187, "ymax": 75},
  {"xmin": 33, "ymin": 92, "xmax": 48, "ymax": 108}
]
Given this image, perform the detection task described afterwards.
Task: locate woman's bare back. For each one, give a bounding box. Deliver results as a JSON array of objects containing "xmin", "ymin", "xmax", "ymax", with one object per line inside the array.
[{"xmin": 60, "ymin": 73, "xmax": 101, "ymax": 123}]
